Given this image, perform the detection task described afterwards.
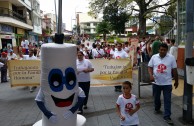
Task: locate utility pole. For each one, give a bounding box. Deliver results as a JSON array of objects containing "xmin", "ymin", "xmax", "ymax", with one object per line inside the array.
[
  {"xmin": 54, "ymin": 0, "xmax": 58, "ymax": 32},
  {"xmin": 183, "ymin": 0, "xmax": 193, "ymax": 123}
]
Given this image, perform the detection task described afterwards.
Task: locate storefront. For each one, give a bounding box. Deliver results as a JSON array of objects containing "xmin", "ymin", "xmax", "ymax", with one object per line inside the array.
[{"xmin": 0, "ymin": 24, "xmax": 16, "ymax": 52}]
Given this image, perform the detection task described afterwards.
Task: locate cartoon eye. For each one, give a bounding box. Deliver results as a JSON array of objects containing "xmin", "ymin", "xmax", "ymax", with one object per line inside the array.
[
  {"xmin": 48, "ymin": 69, "xmax": 63, "ymax": 92},
  {"xmin": 53, "ymin": 81, "xmax": 60, "ymax": 86},
  {"xmin": 65, "ymin": 67, "xmax": 76, "ymax": 90}
]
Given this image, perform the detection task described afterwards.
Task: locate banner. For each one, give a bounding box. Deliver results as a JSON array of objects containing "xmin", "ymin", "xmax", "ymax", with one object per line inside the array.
[
  {"xmin": 8, "ymin": 60, "xmax": 41, "ymax": 87},
  {"xmin": 90, "ymin": 59, "xmax": 132, "ymax": 86},
  {"xmin": 8, "ymin": 59, "xmax": 133, "ymax": 87}
]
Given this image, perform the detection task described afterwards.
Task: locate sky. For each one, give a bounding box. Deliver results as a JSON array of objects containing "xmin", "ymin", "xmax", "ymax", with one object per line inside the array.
[{"xmin": 39, "ymin": 0, "xmax": 89, "ymax": 30}]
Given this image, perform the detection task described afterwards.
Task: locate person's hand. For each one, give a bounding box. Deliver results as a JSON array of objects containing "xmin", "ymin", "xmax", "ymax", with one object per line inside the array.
[
  {"xmin": 174, "ymin": 82, "xmax": 179, "ymax": 89},
  {"xmin": 49, "ymin": 114, "xmax": 57, "ymax": 123},
  {"xmin": 120, "ymin": 115, "xmax": 125, "ymax": 121},
  {"xmin": 83, "ymin": 69, "xmax": 89, "ymax": 73},
  {"xmin": 150, "ymin": 75, "xmax": 154, "ymax": 81},
  {"xmin": 63, "ymin": 110, "xmax": 73, "ymax": 119},
  {"xmin": 128, "ymin": 109, "xmax": 135, "ymax": 116}
]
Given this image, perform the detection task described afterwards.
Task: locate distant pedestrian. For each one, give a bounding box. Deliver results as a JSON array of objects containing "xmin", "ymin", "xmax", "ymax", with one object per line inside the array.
[
  {"xmin": 151, "ymin": 36, "xmax": 162, "ymax": 56},
  {"xmin": 77, "ymin": 51, "xmax": 94, "ymax": 114},
  {"xmin": 0, "ymin": 52, "xmax": 8, "ymax": 83},
  {"xmin": 169, "ymin": 39, "xmax": 178, "ymax": 61},
  {"xmin": 116, "ymin": 81, "xmax": 140, "ymax": 126},
  {"xmin": 112, "ymin": 43, "xmax": 129, "ymax": 92},
  {"xmin": 148, "ymin": 43, "xmax": 179, "ymax": 125}
]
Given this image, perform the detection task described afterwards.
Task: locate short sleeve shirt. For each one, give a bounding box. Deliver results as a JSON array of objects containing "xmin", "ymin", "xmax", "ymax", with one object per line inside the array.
[
  {"xmin": 148, "ymin": 54, "xmax": 177, "ymax": 85},
  {"xmin": 116, "ymin": 94, "xmax": 140, "ymax": 125},
  {"xmin": 76, "ymin": 59, "xmax": 93, "ymax": 82},
  {"xmin": 113, "ymin": 50, "xmax": 129, "ymax": 59}
]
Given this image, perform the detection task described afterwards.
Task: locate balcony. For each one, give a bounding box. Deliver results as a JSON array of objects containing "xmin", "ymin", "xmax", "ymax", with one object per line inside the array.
[{"xmin": 0, "ymin": 7, "xmax": 33, "ymax": 29}]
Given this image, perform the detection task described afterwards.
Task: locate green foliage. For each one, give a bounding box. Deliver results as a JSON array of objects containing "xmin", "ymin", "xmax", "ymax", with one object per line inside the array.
[
  {"xmin": 103, "ymin": 1, "xmax": 130, "ymax": 34},
  {"xmin": 88, "ymin": 0, "xmax": 177, "ymax": 35},
  {"xmin": 107, "ymin": 36, "xmax": 123, "ymax": 43},
  {"xmin": 127, "ymin": 32, "xmax": 132, "ymax": 37},
  {"xmin": 96, "ymin": 21, "xmax": 111, "ymax": 40},
  {"xmin": 159, "ymin": 15, "xmax": 173, "ymax": 35}
]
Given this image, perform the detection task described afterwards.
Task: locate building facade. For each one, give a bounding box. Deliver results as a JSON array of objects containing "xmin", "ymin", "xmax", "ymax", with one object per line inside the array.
[
  {"xmin": 78, "ymin": 13, "xmax": 102, "ymax": 36},
  {"xmin": 0, "ymin": 0, "xmax": 33, "ymax": 53}
]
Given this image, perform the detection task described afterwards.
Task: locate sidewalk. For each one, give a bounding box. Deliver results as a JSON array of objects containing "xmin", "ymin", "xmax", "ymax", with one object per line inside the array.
[{"xmin": 0, "ymin": 71, "xmax": 193, "ymax": 126}]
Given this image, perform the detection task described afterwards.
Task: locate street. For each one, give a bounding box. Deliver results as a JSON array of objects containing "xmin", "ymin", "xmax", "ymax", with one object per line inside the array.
[{"xmin": 0, "ymin": 71, "xmax": 193, "ymax": 126}]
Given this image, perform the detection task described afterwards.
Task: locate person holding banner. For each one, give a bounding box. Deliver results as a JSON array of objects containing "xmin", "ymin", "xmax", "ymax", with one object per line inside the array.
[
  {"xmin": 112, "ymin": 43, "xmax": 129, "ymax": 92},
  {"xmin": 23, "ymin": 49, "xmax": 38, "ymax": 92},
  {"xmin": 77, "ymin": 51, "xmax": 94, "ymax": 114}
]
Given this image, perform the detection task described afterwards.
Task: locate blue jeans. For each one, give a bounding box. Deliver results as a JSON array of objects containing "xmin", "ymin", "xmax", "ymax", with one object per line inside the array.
[{"xmin": 153, "ymin": 84, "xmax": 172, "ymax": 119}]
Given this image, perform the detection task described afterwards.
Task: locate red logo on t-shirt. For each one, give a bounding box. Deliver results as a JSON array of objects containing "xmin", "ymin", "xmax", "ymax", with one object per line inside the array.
[
  {"xmin": 116, "ymin": 56, "xmax": 121, "ymax": 59},
  {"xmin": 157, "ymin": 64, "xmax": 167, "ymax": 73},
  {"xmin": 125, "ymin": 103, "xmax": 133, "ymax": 112}
]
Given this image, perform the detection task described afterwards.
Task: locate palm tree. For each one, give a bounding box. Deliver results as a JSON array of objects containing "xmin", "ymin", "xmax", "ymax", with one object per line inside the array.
[{"xmin": 96, "ymin": 21, "xmax": 111, "ymax": 41}]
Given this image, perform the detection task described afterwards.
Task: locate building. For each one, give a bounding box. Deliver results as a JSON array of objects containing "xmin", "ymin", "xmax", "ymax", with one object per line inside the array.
[
  {"xmin": 29, "ymin": 0, "xmax": 42, "ymax": 45},
  {"xmin": 0, "ymin": 0, "xmax": 33, "ymax": 53},
  {"xmin": 78, "ymin": 13, "xmax": 102, "ymax": 37},
  {"xmin": 42, "ymin": 12, "xmax": 57, "ymax": 43}
]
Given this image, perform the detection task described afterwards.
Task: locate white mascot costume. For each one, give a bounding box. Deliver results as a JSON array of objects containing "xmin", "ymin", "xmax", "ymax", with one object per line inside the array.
[{"xmin": 33, "ymin": 34, "xmax": 86, "ymax": 126}]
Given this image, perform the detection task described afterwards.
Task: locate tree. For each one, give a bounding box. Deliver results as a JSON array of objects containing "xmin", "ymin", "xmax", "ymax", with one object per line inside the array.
[
  {"xmin": 88, "ymin": 0, "xmax": 177, "ymax": 35},
  {"xmin": 103, "ymin": 1, "xmax": 130, "ymax": 34},
  {"xmin": 96, "ymin": 21, "xmax": 111, "ymax": 41}
]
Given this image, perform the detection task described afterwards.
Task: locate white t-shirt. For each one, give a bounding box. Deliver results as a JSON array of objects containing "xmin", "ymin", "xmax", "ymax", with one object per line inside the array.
[
  {"xmin": 23, "ymin": 55, "xmax": 37, "ymax": 60},
  {"xmin": 21, "ymin": 41, "xmax": 25, "ymax": 48},
  {"xmin": 8, "ymin": 53, "xmax": 17, "ymax": 60},
  {"xmin": 35, "ymin": 87, "xmax": 85, "ymax": 102},
  {"xmin": 148, "ymin": 54, "xmax": 177, "ymax": 85},
  {"xmin": 113, "ymin": 50, "xmax": 129, "ymax": 59},
  {"xmin": 140, "ymin": 41, "xmax": 146, "ymax": 52},
  {"xmin": 116, "ymin": 94, "xmax": 140, "ymax": 125},
  {"xmin": 169, "ymin": 45, "xmax": 178, "ymax": 60},
  {"xmin": 124, "ymin": 46, "xmax": 130, "ymax": 53},
  {"xmin": 95, "ymin": 48, "xmax": 105, "ymax": 58},
  {"xmin": 76, "ymin": 59, "xmax": 93, "ymax": 82},
  {"xmin": 24, "ymin": 40, "xmax": 29, "ymax": 49}
]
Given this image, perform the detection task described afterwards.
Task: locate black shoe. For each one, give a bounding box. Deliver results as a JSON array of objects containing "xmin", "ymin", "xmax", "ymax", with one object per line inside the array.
[
  {"xmin": 164, "ymin": 118, "xmax": 173, "ymax": 125},
  {"xmin": 83, "ymin": 105, "xmax": 87, "ymax": 109},
  {"xmin": 154, "ymin": 110, "xmax": 162, "ymax": 114}
]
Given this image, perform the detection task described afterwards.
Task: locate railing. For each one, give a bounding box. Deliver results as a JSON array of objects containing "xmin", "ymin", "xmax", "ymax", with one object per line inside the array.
[
  {"xmin": 0, "ymin": 7, "xmax": 26, "ymax": 23},
  {"xmin": 164, "ymin": 25, "xmax": 177, "ymax": 40}
]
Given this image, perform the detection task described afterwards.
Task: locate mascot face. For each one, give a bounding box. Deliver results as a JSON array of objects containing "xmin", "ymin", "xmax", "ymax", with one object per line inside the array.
[{"xmin": 48, "ymin": 67, "xmax": 76, "ymax": 108}]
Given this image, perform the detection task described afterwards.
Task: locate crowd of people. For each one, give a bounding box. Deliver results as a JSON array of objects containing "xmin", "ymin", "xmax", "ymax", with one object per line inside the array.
[{"xmin": 0, "ymin": 35, "xmax": 179, "ymax": 125}]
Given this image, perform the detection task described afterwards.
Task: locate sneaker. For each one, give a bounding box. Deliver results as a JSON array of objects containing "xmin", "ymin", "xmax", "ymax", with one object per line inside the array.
[
  {"xmin": 164, "ymin": 118, "xmax": 173, "ymax": 125},
  {"xmin": 154, "ymin": 110, "xmax": 162, "ymax": 114},
  {"xmin": 77, "ymin": 110, "xmax": 83, "ymax": 115},
  {"xmin": 83, "ymin": 105, "xmax": 87, "ymax": 109}
]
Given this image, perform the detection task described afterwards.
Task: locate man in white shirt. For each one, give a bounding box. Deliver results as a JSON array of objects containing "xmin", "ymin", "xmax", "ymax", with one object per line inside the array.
[
  {"xmin": 94, "ymin": 43, "xmax": 105, "ymax": 58},
  {"xmin": 140, "ymin": 37, "xmax": 146, "ymax": 62},
  {"xmin": 112, "ymin": 43, "xmax": 129, "ymax": 92},
  {"xmin": 23, "ymin": 49, "xmax": 38, "ymax": 92},
  {"xmin": 169, "ymin": 39, "xmax": 178, "ymax": 61},
  {"xmin": 148, "ymin": 43, "xmax": 179, "ymax": 125},
  {"xmin": 7, "ymin": 50, "xmax": 17, "ymax": 60}
]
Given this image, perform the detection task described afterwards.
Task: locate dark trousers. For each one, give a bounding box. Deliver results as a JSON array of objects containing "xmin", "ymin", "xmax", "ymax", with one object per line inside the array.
[
  {"xmin": 78, "ymin": 81, "xmax": 90, "ymax": 111},
  {"xmin": 1, "ymin": 68, "xmax": 7, "ymax": 82},
  {"xmin": 141, "ymin": 52, "xmax": 145, "ymax": 62},
  {"xmin": 153, "ymin": 84, "xmax": 172, "ymax": 119}
]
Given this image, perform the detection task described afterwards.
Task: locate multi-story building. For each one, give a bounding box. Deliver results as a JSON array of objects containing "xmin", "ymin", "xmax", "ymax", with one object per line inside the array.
[
  {"xmin": 0, "ymin": 0, "xmax": 33, "ymax": 52},
  {"xmin": 78, "ymin": 13, "xmax": 102, "ymax": 36},
  {"xmin": 42, "ymin": 13, "xmax": 57, "ymax": 42},
  {"xmin": 29, "ymin": 0, "xmax": 42, "ymax": 44}
]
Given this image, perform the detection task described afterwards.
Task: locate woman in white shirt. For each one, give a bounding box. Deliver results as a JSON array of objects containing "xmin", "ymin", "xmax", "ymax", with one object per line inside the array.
[{"xmin": 76, "ymin": 51, "xmax": 94, "ymax": 114}]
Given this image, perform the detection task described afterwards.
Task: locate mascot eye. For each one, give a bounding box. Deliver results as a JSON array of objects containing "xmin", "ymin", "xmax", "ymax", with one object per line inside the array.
[
  {"xmin": 53, "ymin": 81, "xmax": 60, "ymax": 86},
  {"xmin": 69, "ymin": 80, "xmax": 74, "ymax": 85},
  {"xmin": 48, "ymin": 69, "xmax": 63, "ymax": 92},
  {"xmin": 65, "ymin": 67, "xmax": 76, "ymax": 90}
]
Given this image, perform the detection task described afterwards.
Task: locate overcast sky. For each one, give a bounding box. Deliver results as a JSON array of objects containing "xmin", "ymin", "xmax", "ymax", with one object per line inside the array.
[{"xmin": 39, "ymin": 0, "xmax": 89, "ymax": 30}]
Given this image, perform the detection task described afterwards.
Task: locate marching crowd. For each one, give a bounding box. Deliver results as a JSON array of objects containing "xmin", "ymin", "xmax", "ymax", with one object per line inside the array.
[{"xmin": 0, "ymin": 35, "xmax": 179, "ymax": 125}]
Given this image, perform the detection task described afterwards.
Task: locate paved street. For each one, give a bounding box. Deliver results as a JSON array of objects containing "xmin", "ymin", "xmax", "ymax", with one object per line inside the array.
[{"xmin": 0, "ymin": 71, "xmax": 194, "ymax": 126}]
